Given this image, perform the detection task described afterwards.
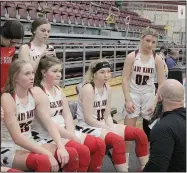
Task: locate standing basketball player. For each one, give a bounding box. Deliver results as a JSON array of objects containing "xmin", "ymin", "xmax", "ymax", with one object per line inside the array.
[
  {"xmin": 76, "ymin": 59, "xmax": 149, "ymax": 171},
  {"xmin": 122, "ymin": 28, "xmax": 165, "ymax": 163},
  {"xmin": 18, "ymin": 17, "xmax": 55, "ymax": 72},
  {"xmin": 33, "ymin": 55, "xmax": 106, "ymax": 172},
  {"xmin": 1, "ymin": 60, "xmax": 79, "ymax": 172},
  {"xmin": 0, "ymin": 20, "xmax": 24, "ymax": 91}
]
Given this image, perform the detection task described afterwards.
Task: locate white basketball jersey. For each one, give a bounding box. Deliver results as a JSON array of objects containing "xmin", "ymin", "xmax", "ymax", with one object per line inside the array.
[
  {"xmin": 32, "ymin": 86, "xmax": 64, "ymax": 139},
  {"xmin": 1, "ymin": 91, "xmax": 35, "ymax": 147},
  {"xmin": 128, "ymin": 50, "xmax": 156, "ymax": 94},
  {"xmin": 76, "ymin": 83, "xmax": 108, "ymax": 126},
  {"xmin": 28, "ymin": 43, "xmax": 53, "ymax": 69}
]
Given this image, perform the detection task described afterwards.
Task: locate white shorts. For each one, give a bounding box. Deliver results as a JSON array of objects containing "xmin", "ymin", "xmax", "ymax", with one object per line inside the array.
[
  {"xmin": 1, "ymin": 137, "xmax": 46, "ymax": 168},
  {"xmin": 76, "ymin": 121, "xmax": 102, "ymax": 137},
  {"xmin": 124, "ymin": 92, "xmax": 155, "ymax": 120}
]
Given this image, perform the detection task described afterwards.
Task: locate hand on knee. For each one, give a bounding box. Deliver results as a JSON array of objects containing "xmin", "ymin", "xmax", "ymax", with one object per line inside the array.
[
  {"xmin": 63, "ymin": 147, "xmax": 79, "ymax": 172},
  {"xmin": 65, "ymin": 140, "xmax": 90, "ymax": 172}
]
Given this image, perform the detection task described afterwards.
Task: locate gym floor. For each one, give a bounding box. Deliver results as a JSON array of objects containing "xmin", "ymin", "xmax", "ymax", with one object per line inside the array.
[{"xmin": 67, "ymin": 85, "xmax": 143, "ymax": 171}]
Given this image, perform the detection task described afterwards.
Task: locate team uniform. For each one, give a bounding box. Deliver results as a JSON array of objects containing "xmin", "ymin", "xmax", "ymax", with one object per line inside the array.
[
  {"xmin": 1, "ymin": 46, "xmax": 16, "ymax": 91},
  {"xmin": 27, "ymin": 42, "xmax": 53, "ymax": 71},
  {"xmin": 31, "ymin": 85, "xmax": 82, "ymax": 142},
  {"xmin": 76, "ymin": 83, "xmax": 108, "ymax": 137},
  {"xmin": 125, "ymin": 50, "xmax": 156, "ymax": 120},
  {"xmin": 1, "ymin": 91, "xmax": 46, "ymax": 168}
]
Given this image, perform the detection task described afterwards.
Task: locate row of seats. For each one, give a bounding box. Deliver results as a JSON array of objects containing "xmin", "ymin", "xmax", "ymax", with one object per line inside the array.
[{"xmin": 1, "ymin": 1, "xmax": 166, "ymax": 34}]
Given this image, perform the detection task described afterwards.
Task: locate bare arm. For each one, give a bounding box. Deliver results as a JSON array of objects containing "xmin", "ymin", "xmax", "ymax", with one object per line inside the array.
[
  {"xmin": 31, "ymin": 87, "xmax": 64, "ymax": 148},
  {"xmin": 61, "ymin": 91, "xmax": 75, "ymax": 133},
  {"xmin": 104, "ymin": 85, "xmax": 114, "ymax": 128},
  {"xmin": 18, "ymin": 44, "xmax": 30, "ymax": 61},
  {"xmin": 81, "ymin": 84, "xmax": 113, "ymax": 131},
  {"xmin": 1, "ymin": 93, "xmax": 53, "ymax": 157},
  {"xmin": 122, "ymin": 52, "xmax": 135, "ymax": 102},
  {"xmin": 154, "ymin": 55, "xmax": 165, "ymax": 104}
]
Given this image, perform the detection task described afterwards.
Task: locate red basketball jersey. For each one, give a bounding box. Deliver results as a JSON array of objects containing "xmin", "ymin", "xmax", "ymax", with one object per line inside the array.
[{"xmin": 1, "ymin": 46, "xmax": 16, "ymax": 90}]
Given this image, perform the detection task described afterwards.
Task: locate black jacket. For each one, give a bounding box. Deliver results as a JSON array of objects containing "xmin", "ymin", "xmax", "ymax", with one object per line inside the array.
[{"xmin": 143, "ymin": 107, "xmax": 186, "ymax": 172}]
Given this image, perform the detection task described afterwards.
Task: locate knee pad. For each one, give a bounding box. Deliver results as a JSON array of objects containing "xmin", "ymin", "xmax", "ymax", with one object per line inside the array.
[
  {"xmin": 105, "ymin": 132, "xmax": 126, "ymax": 164},
  {"xmin": 84, "ymin": 135, "xmax": 106, "ymax": 156},
  {"xmin": 63, "ymin": 147, "xmax": 79, "ymax": 172},
  {"xmin": 7, "ymin": 168, "xmax": 23, "ymax": 172},
  {"xmin": 26, "ymin": 153, "xmax": 51, "ymax": 172},
  {"xmin": 66, "ymin": 140, "xmax": 90, "ymax": 171},
  {"xmin": 125, "ymin": 126, "xmax": 148, "ymax": 157},
  {"xmin": 84, "ymin": 135, "xmax": 106, "ymax": 172}
]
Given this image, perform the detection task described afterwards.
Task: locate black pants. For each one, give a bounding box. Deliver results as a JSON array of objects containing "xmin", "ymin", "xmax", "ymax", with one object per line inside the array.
[
  {"xmin": 143, "ymin": 83, "xmax": 158, "ymax": 141},
  {"xmin": 143, "ymin": 119, "xmax": 151, "ymax": 141}
]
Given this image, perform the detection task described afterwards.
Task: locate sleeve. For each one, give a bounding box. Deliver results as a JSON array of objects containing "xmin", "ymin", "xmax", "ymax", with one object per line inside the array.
[{"xmin": 142, "ymin": 123, "xmax": 175, "ymax": 172}]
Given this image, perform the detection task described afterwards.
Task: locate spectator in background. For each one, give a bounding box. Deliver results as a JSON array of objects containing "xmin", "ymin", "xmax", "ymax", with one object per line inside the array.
[
  {"xmin": 143, "ymin": 79, "xmax": 186, "ymax": 172},
  {"xmin": 165, "ymin": 49, "xmax": 179, "ymax": 69},
  {"xmin": 0, "ymin": 20, "xmax": 24, "ymax": 91}
]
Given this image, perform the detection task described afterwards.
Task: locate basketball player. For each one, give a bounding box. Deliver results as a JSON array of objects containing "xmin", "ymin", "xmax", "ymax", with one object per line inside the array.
[
  {"xmin": 76, "ymin": 59, "xmax": 149, "ymax": 171},
  {"xmin": 1, "ymin": 60, "xmax": 79, "ymax": 172},
  {"xmin": 0, "ymin": 20, "xmax": 24, "ymax": 91},
  {"xmin": 33, "ymin": 55, "xmax": 106, "ymax": 172},
  {"xmin": 122, "ymin": 28, "xmax": 165, "ymax": 163},
  {"xmin": 1, "ymin": 109, "xmax": 23, "ymax": 172},
  {"xmin": 18, "ymin": 17, "xmax": 55, "ymax": 72}
]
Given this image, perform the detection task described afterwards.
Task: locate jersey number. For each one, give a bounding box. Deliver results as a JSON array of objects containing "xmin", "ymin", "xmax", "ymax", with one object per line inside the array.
[
  {"xmin": 54, "ymin": 109, "xmax": 63, "ymax": 116},
  {"xmin": 97, "ymin": 109, "xmax": 105, "ymax": 121},
  {"xmin": 135, "ymin": 74, "xmax": 149, "ymax": 85},
  {"xmin": 20, "ymin": 121, "xmax": 32, "ymax": 133}
]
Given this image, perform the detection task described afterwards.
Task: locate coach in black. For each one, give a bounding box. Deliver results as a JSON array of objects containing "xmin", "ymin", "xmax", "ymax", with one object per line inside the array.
[{"xmin": 143, "ymin": 79, "xmax": 186, "ymax": 172}]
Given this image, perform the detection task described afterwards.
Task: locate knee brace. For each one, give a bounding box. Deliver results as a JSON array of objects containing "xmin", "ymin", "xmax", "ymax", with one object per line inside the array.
[
  {"xmin": 7, "ymin": 168, "xmax": 23, "ymax": 172},
  {"xmin": 125, "ymin": 126, "xmax": 148, "ymax": 157},
  {"xmin": 105, "ymin": 132, "xmax": 126, "ymax": 165},
  {"xmin": 63, "ymin": 147, "xmax": 79, "ymax": 172},
  {"xmin": 65, "ymin": 140, "xmax": 90, "ymax": 172},
  {"xmin": 84, "ymin": 135, "xmax": 106, "ymax": 171},
  {"xmin": 26, "ymin": 153, "xmax": 51, "ymax": 172}
]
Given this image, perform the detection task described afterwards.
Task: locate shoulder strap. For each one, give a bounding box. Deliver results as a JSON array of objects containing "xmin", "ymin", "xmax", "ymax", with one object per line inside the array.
[
  {"xmin": 82, "ymin": 82, "xmax": 95, "ymax": 93},
  {"xmin": 27, "ymin": 42, "xmax": 31, "ymax": 49},
  {"xmin": 28, "ymin": 89, "xmax": 33, "ymax": 96},
  {"xmin": 135, "ymin": 49, "xmax": 139, "ymax": 57},
  {"xmin": 152, "ymin": 51, "xmax": 156, "ymax": 59}
]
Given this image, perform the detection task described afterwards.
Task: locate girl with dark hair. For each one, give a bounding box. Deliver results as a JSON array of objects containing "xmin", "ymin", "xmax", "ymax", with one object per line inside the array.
[
  {"xmin": 1, "ymin": 59, "xmax": 79, "ymax": 172},
  {"xmin": 18, "ymin": 17, "xmax": 55, "ymax": 72},
  {"xmin": 33, "ymin": 55, "xmax": 106, "ymax": 172},
  {"xmin": 1, "ymin": 20, "xmax": 24, "ymax": 91}
]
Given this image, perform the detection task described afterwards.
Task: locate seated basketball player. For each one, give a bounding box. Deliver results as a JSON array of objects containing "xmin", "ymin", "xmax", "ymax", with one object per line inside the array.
[
  {"xmin": 33, "ymin": 55, "xmax": 106, "ymax": 172},
  {"xmin": 76, "ymin": 59, "xmax": 149, "ymax": 171},
  {"xmin": 1, "ymin": 108, "xmax": 23, "ymax": 172},
  {"xmin": 18, "ymin": 17, "xmax": 55, "ymax": 72},
  {"xmin": 1, "ymin": 59, "xmax": 79, "ymax": 172}
]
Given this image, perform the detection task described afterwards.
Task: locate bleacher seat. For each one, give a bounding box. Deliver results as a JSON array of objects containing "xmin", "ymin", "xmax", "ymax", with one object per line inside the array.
[{"xmin": 6, "ymin": 2, "xmax": 17, "ymax": 18}]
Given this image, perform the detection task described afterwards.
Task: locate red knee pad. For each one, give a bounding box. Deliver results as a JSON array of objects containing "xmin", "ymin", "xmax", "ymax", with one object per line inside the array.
[
  {"xmin": 63, "ymin": 147, "xmax": 79, "ymax": 172},
  {"xmin": 7, "ymin": 168, "xmax": 23, "ymax": 172},
  {"xmin": 65, "ymin": 140, "xmax": 90, "ymax": 172},
  {"xmin": 125, "ymin": 126, "xmax": 148, "ymax": 157},
  {"xmin": 105, "ymin": 132, "xmax": 126, "ymax": 164},
  {"xmin": 84, "ymin": 135, "xmax": 105, "ymax": 155},
  {"xmin": 26, "ymin": 153, "xmax": 51, "ymax": 172},
  {"xmin": 84, "ymin": 135, "xmax": 106, "ymax": 171}
]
